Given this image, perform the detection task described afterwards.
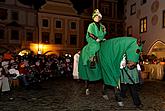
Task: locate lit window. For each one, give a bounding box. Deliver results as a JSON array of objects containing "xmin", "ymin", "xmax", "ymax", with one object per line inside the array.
[
  {"xmin": 163, "ymin": 10, "xmax": 165, "ymax": 28},
  {"xmin": 140, "ymin": 17, "xmax": 147, "ymax": 33}
]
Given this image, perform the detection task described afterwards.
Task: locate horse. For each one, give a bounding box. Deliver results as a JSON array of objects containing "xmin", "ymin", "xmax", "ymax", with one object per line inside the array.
[{"xmin": 78, "ymin": 36, "xmax": 143, "ymax": 106}]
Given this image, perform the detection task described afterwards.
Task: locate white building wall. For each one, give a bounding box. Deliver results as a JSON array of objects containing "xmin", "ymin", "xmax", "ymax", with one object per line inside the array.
[{"xmin": 125, "ymin": 0, "xmax": 165, "ymax": 54}]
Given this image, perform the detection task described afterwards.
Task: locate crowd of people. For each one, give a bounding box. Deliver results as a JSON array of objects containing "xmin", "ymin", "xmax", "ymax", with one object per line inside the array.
[{"xmin": 0, "ymin": 51, "xmax": 73, "ymax": 96}]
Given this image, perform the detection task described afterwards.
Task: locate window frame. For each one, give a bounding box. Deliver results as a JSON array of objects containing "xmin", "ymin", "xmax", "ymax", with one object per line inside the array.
[
  {"xmin": 140, "ymin": 17, "xmax": 147, "ymax": 33},
  {"xmin": 0, "ymin": 28, "xmax": 4, "ymax": 39},
  {"xmin": 42, "ymin": 19, "xmax": 49, "ymax": 27},
  {"xmin": 26, "ymin": 31, "xmax": 33, "ymax": 41},
  {"xmin": 41, "ymin": 32, "xmax": 50, "ymax": 43},
  {"xmin": 127, "ymin": 26, "xmax": 133, "ymax": 36},
  {"xmin": 11, "ymin": 11, "xmax": 19, "ymax": 21},
  {"xmin": 70, "ymin": 34, "xmax": 77, "ymax": 45},
  {"xmin": 55, "ymin": 20, "xmax": 62, "ymax": 28},
  {"xmin": 11, "ymin": 29, "xmax": 19, "ymax": 40},
  {"xmin": 55, "ymin": 33, "xmax": 62, "ymax": 44},
  {"xmin": 130, "ymin": 3, "xmax": 136, "ymax": 15},
  {"xmin": 163, "ymin": 10, "xmax": 165, "ymax": 28},
  {"xmin": 70, "ymin": 21, "xmax": 76, "ymax": 29},
  {"xmin": 141, "ymin": 0, "xmax": 147, "ymax": 5}
]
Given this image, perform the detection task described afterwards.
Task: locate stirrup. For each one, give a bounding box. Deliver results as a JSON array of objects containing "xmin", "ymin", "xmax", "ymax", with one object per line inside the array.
[
  {"xmin": 90, "ymin": 56, "xmax": 96, "ymax": 69},
  {"xmin": 90, "ymin": 61, "xmax": 96, "ymax": 69}
]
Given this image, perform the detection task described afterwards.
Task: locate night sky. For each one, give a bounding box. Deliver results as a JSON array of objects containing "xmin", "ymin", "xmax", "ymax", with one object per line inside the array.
[
  {"xmin": 70, "ymin": 0, "xmax": 92, "ymax": 14},
  {"xmin": 70, "ymin": 0, "xmax": 124, "ymax": 15}
]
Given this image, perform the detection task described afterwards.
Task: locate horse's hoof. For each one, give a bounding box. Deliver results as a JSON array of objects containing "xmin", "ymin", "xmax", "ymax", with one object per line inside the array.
[
  {"xmin": 117, "ymin": 101, "xmax": 124, "ymax": 107},
  {"xmin": 102, "ymin": 95, "xmax": 109, "ymax": 100},
  {"xmin": 85, "ymin": 89, "xmax": 90, "ymax": 95}
]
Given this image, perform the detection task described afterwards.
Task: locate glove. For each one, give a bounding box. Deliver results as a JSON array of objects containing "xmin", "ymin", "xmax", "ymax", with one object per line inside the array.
[
  {"xmin": 102, "ymin": 38, "xmax": 106, "ymax": 41},
  {"xmin": 96, "ymin": 39, "xmax": 101, "ymax": 42}
]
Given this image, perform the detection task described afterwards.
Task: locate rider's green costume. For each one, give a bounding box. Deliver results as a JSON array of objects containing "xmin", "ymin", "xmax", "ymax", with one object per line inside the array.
[
  {"xmin": 82, "ymin": 22, "xmax": 106, "ymax": 66},
  {"xmin": 78, "ymin": 22, "xmax": 106, "ymax": 81}
]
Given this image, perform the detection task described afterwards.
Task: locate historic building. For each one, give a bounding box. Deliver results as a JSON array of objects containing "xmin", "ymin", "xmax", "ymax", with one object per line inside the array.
[
  {"xmin": 36, "ymin": 0, "xmax": 124, "ymax": 56},
  {"xmin": 0, "ymin": 0, "xmax": 125, "ymax": 56},
  {"xmin": 0, "ymin": 0, "xmax": 37, "ymax": 54},
  {"xmin": 124, "ymin": 0, "xmax": 165, "ymax": 58},
  {"xmin": 37, "ymin": 0, "xmax": 80, "ymax": 56}
]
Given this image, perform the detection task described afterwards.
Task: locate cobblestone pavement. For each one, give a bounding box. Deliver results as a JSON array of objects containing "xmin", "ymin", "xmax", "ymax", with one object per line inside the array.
[{"xmin": 0, "ymin": 78, "xmax": 165, "ymax": 111}]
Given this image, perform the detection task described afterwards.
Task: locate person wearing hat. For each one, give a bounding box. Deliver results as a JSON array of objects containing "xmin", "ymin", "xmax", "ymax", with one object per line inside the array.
[
  {"xmin": 78, "ymin": 9, "xmax": 107, "ymax": 96},
  {"xmin": 82, "ymin": 9, "xmax": 107, "ymax": 67}
]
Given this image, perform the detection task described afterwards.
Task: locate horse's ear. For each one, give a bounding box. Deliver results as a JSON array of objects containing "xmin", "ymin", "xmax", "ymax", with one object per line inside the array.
[{"xmin": 137, "ymin": 39, "xmax": 141, "ymax": 46}]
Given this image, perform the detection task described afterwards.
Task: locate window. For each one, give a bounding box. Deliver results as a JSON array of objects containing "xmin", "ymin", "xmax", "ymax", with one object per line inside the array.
[
  {"xmin": 11, "ymin": 30, "xmax": 19, "ymax": 40},
  {"xmin": 11, "ymin": 11, "xmax": 18, "ymax": 21},
  {"xmin": 70, "ymin": 35, "xmax": 77, "ymax": 45},
  {"xmin": 130, "ymin": 3, "xmax": 136, "ymax": 15},
  {"xmin": 109, "ymin": 23, "xmax": 116, "ymax": 34},
  {"xmin": 140, "ymin": 17, "xmax": 147, "ymax": 33},
  {"xmin": 0, "ymin": 8, "xmax": 7, "ymax": 20},
  {"xmin": 127, "ymin": 26, "xmax": 132, "ymax": 36},
  {"xmin": 70, "ymin": 22, "xmax": 76, "ymax": 29},
  {"xmin": 0, "ymin": 29, "xmax": 4, "ymax": 39},
  {"xmin": 163, "ymin": 10, "xmax": 165, "ymax": 28},
  {"xmin": 55, "ymin": 33, "xmax": 62, "ymax": 44},
  {"xmin": 42, "ymin": 19, "xmax": 48, "ymax": 27},
  {"xmin": 141, "ymin": 0, "xmax": 147, "ymax": 5},
  {"xmin": 117, "ymin": 23, "xmax": 123, "ymax": 34},
  {"xmin": 56, "ymin": 20, "xmax": 61, "ymax": 28},
  {"xmin": 42, "ymin": 32, "xmax": 49, "ymax": 43},
  {"xmin": 101, "ymin": 5, "xmax": 110, "ymax": 16},
  {"xmin": 26, "ymin": 32, "xmax": 33, "ymax": 41}
]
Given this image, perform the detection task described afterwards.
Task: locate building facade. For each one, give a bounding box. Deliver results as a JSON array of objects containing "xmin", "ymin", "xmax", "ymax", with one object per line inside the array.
[
  {"xmin": 34, "ymin": 0, "xmax": 124, "ymax": 56},
  {"xmin": 37, "ymin": 0, "xmax": 80, "ymax": 56},
  {"xmin": 0, "ymin": 0, "xmax": 125, "ymax": 56},
  {"xmin": 124, "ymin": 0, "xmax": 165, "ymax": 58},
  {"xmin": 0, "ymin": 0, "xmax": 37, "ymax": 54}
]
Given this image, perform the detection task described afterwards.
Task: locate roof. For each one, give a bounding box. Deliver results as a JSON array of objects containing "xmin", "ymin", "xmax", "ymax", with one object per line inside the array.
[{"xmin": 40, "ymin": 0, "xmax": 78, "ymax": 16}]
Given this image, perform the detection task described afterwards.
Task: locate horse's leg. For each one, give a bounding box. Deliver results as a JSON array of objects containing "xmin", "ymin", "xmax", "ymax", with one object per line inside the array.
[
  {"xmin": 85, "ymin": 80, "xmax": 90, "ymax": 95},
  {"xmin": 113, "ymin": 87, "xmax": 124, "ymax": 107},
  {"xmin": 102, "ymin": 84, "xmax": 109, "ymax": 100}
]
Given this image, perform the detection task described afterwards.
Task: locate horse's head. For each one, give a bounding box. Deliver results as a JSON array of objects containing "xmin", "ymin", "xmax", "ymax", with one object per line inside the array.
[{"xmin": 125, "ymin": 39, "xmax": 144, "ymax": 69}]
